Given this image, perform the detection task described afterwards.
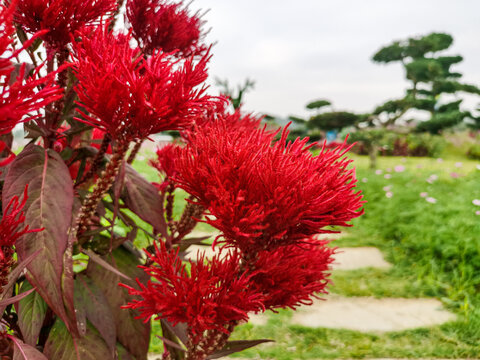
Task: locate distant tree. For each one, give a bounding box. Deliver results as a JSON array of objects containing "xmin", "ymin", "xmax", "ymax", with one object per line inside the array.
[
  {"xmin": 305, "ymin": 99, "xmax": 331, "ymax": 112},
  {"xmin": 308, "ymin": 111, "xmax": 359, "ymax": 132},
  {"xmin": 215, "ymin": 77, "xmax": 255, "ymax": 109},
  {"xmin": 372, "ymin": 32, "xmax": 480, "ymax": 133}
]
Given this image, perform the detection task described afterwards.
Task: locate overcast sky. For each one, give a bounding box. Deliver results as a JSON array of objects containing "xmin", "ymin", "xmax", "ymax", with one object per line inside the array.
[{"xmin": 192, "ymin": 0, "xmax": 480, "ymax": 119}]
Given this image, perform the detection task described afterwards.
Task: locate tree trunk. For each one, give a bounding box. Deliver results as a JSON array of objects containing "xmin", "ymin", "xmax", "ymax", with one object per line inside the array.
[{"xmin": 368, "ymin": 144, "xmax": 377, "ymax": 170}]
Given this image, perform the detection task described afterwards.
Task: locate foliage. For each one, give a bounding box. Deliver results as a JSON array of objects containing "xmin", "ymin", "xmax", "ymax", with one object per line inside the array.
[
  {"xmin": 305, "ymin": 99, "xmax": 331, "ymax": 111},
  {"xmin": 0, "ymin": 1, "xmax": 364, "ymax": 360},
  {"xmin": 348, "ymin": 129, "xmax": 446, "ymax": 158},
  {"xmin": 371, "ymin": 32, "xmax": 480, "ymax": 132},
  {"xmin": 308, "ymin": 111, "xmax": 359, "ymax": 132},
  {"xmin": 467, "ymin": 142, "xmax": 480, "ymax": 160}
]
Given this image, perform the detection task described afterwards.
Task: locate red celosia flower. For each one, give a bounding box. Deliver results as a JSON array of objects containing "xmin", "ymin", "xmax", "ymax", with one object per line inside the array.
[
  {"xmin": 126, "ymin": 0, "xmax": 206, "ymax": 57},
  {"xmin": 150, "ymin": 143, "xmax": 178, "ymax": 179},
  {"xmin": 0, "ymin": 2, "xmax": 63, "ymax": 134},
  {"xmin": 250, "ymin": 240, "xmax": 335, "ymax": 311},
  {"xmin": 193, "ymin": 105, "xmax": 264, "ymax": 134},
  {"xmin": 0, "ymin": 185, "xmax": 42, "ymax": 293},
  {"xmin": 72, "ymin": 25, "xmax": 213, "ymax": 142},
  {"xmin": 11, "ymin": 0, "xmax": 117, "ymax": 52},
  {"xmin": 121, "ymin": 242, "xmax": 263, "ymax": 342},
  {"xmin": 175, "ymin": 120, "xmax": 364, "ymax": 254},
  {"xmin": 150, "ymin": 143, "xmax": 179, "ymax": 192}
]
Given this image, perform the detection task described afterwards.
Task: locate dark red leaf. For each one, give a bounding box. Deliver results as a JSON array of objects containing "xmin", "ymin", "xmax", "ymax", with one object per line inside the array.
[
  {"xmin": 44, "ymin": 319, "xmax": 112, "ymax": 360},
  {"xmin": 160, "ymin": 319, "xmax": 189, "ymax": 346},
  {"xmin": 75, "ymin": 274, "xmax": 116, "ymax": 355},
  {"xmin": 0, "ymin": 288, "xmax": 34, "ymax": 306},
  {"xmin": 83, "ymin": 249, "xmax": 132, "ymax": 281},
  {"xmin": 10, "ymin": 336, "xmax": 48, "ymax": 360},
  {"xmin": 86, "ymin": 246, "xmax": 150, "ymax": 360},
  {"xmin": 122, "ymin": 163, "xmax": 167, "ymax": 237},
  {"xmin": 116, "ymin": 343, "xmax": 135, "ymax": 360},
  {"xmin": 206, "ymin": 339, "xmax": 274, "ymax": 359},
  {"xmin": 2, "ymin": 145, "xmax": 76, "ymax": 335}
]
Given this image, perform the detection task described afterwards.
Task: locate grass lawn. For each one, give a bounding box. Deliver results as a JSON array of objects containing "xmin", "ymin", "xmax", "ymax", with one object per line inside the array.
[{"xmin": 136, "ymin": 148, "xmax": 480, "ymax": 358}]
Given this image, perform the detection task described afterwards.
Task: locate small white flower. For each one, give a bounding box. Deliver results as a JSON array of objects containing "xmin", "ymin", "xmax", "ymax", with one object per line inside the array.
[
  {"xmin": 386, "ymin": 191, "xmax": 393, "ymax": 198},
  {"xmin": 383, "ymin": 185, "xmax": 392, "ymax": 192},
  {"xmin": 394, "ymin": 165, "xmax": 405, "ymax": 173},
  {"xmin": 420, "ymin": 192, "xmax": 428, "ymax": 198},
  {"xmin": 362, "ymin": 178, "xmax": 368, "ymax": 183},
  {"xmin": 472, "ymin": 199, "xmax": 480, "ymax": 206},
  {"xmin": 455, "ymin": 162, "xmax": 463, "ymax": 168},
  {"xmin": 384, "ymin": 174, "xmax": 392, "ymax": 179},
  {"xmin": 477, "ymin": 164, "xmax": 480, "ymax": 170},
  {"xmin": 476, "ymin": 210, "xmax": 480, "ymax": 216},
  {"xmin": 375, "ymin": 169, "xmax": 383, "ymax": 175},
  {"xmin": 426, "ymin": 197, "xmax": 437, "ymax": 204},
  {"xmin": 426, "ymin": 174, "xmax": 438, "ymax": 183}
]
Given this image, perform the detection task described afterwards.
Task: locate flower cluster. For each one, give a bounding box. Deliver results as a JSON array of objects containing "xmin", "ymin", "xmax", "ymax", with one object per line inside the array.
[
  {"xmin": 126, "ymin": 0, "xmax": 206, "ymax": 57},
  {"xmin": 0, "ymin": 2, "xmax": 63, "ymax": 135},
  {"xmin": 121, "ymin": 242, "xmax": 262, "ymax": 340},
  {"xmin": 250, "ymin": 240, "xmax": 335, "ymax": 311},
  {"xmin": 72, "ymin": 25, "xmax": 213, "ymax": 142},
  {"xmin": 175, "ymin": 119, "xmax": 364, "ymax": 253},
  {"xmin": 124, "ymin": 113, "xmax": 364, "ymax": 353},
  {"xmin": 11, "ymin": 0, "xmax": 117, "ymax": 52}
]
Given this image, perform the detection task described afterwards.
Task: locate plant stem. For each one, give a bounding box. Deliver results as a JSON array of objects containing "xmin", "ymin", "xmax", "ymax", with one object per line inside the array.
[
  {"xmin": 75, "ymin": 133, "xmax": 112, "ymax": 188},
  {"xmin": 75, "ymin": 140, "xmax": 129, "ymax": 242},
  {"xmin": 127, "ymin": 139, "xmax": 143, "ymax": 164}
]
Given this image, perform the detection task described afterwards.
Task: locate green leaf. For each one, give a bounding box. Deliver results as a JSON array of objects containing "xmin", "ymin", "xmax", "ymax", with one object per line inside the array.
[
  {"xmin": 18, "ymin": 280, "xmax": 48, "ymax": 346},
  {"xmin": 44, "ymin": 319, "xmax": 112, "ymax": 360},
  {"xmin": 75, "ymin": 274, "xmax": 116, "ymax": 355},
  {"xmin": 122, "ymin": 163, "xmax": 167, "ymax": 237},
  {"xmin": 86, "ymin": 246, "xmax": 150, "ymax": 360},
  {"xmin": 2, "ymin": 145, "xmax": 77, "ymax": 334}
]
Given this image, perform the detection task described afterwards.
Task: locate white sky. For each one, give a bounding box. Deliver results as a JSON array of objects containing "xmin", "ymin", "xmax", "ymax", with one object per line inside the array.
[{"xmin": 192, "ymin": 0, "xmax": 480, "ymax": 119}]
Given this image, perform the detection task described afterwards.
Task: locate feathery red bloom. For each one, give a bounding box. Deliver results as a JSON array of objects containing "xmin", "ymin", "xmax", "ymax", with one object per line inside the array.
[
  {"xmin": 150, "ymin": 143, "xmax": 179, "ymax": 179},
  {"xmin": 11, "ymin": 0, "xmax": 117, "ymax": 52},
  {"xmin": 250, "ymin": 240, "xmax": 335, "ymax": 311},
  {"xmin": 193, "ymin": 106, "xmax": 264, "ymax": 134},
  {"xmin": 121, "ymin": 242, "xmax": 263, "ymax": 342},
  {"xmin": 0, "ymin": 2, "xmax": 63, "ymax": 134},
  {"xmin": 175, "ymin": 120, "xmax": 364, "ymax": 254},
  {"xmin": 73, "ymin": 25, "xmax": 213, "ymax": 141},
  {"xmin": 126, "ymin": 0, "xmax": 206, "ymax": 57},
  {"xmin": 0, "ymin": 185, "xmax": 42, "ymax": 293},
  {"xmin": 150, "ymin": 143, "xmax": 180, "ymax": 192}
]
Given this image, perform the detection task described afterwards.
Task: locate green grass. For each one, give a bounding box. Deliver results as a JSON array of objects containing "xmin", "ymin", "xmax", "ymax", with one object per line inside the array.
[
  {"xmin": 330, "ymin": 268, "xmax": 431, "ymax": 299},
  {"xmin": 229, "ymin": 320, "xmax": 480, "ymax": 359}
]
